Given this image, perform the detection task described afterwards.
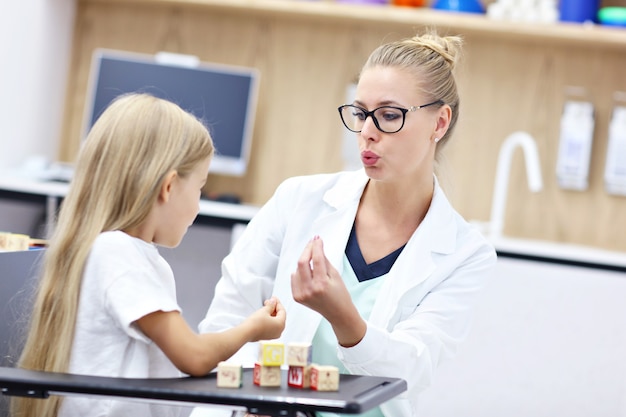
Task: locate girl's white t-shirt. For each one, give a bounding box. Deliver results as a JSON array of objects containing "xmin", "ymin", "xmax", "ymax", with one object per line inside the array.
[{"xmin": 58, "ymin": 230, "xmax": 187, "ymax": 417}]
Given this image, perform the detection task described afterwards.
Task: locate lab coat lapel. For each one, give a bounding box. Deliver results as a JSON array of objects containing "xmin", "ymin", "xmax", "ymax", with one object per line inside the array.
[
  {"xmin": 283, "ymin": 206, "xmax": 358, "ymax": 343},
  {"xmin": 369, "ymin": 228, "xmax": 436, "ymax": 328},
  {"xmin": 313, "ymin": 170, "xmax": 368, "ymax": 271},
  {"xmin": 369, "ymin": 180, "xmax": 458, "ymax": 329},
  {"xmin": 283, "ymin": 171, "xmax": 367, "ymax": 343},
  {"xmin": 311, "ymin": 207, "xmax": 356, "ymax": 272}
]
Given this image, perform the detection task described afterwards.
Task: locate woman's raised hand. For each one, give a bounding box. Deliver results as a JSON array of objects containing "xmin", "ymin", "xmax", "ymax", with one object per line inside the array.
[{"xmin": 291, "ymin": 237, "xmax": 366, "ymax": 347}]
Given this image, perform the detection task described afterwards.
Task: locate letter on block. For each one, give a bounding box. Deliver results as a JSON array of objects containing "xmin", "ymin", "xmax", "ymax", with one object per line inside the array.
[
  {"xmin": 287, "ymin": 342, "xmax": 312, "ymax": 367},
  {"xmin": 253, "ymin": 362, "xmax": 281, "ymax": 387},
  {"xmin": 258, "ymin": 341, "xmax": 284, "ymax": 366},
  {"xmin": 287, "ymin": 365, "xmax": 311, "ymax": 389},
  {"xmin": 310, "ymin": 365, "xmax": 339, "ymax": 391},
  {"xmin": 216, "ymin": 362, "xmax": 243, "ymax": 388}
]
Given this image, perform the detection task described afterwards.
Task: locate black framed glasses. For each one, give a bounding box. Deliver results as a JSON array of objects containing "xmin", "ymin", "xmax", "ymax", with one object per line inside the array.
[{"xmin": 338, "ymin": 100, "xmax": 443, "ymax": 134}]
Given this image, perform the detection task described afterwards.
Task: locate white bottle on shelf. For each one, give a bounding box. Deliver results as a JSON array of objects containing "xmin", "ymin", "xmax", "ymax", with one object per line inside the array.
[
  {"xmin": 556, "ymin": 99, "xmax": 595, "ymax": 191},
  {"xmin": 604, "ymin": 105, "xmax": 626, "ymax": 196}
]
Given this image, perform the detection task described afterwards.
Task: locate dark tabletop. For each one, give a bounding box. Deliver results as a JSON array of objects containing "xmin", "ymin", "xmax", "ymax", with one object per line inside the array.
[{"xmin": 0, "ymin": 367, "xmax": 407, "ymax": 416}]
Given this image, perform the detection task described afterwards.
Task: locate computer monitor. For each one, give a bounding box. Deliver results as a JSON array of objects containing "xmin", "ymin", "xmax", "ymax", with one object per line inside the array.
[{"xmin": 82, "ymin": 49, "xmax": 260, "ymax": 176}]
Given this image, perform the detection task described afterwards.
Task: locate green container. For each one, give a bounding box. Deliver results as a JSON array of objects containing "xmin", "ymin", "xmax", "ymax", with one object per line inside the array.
[{"xmin": 598, "ymin": 7, "xmax": 626, "ymax": 27}]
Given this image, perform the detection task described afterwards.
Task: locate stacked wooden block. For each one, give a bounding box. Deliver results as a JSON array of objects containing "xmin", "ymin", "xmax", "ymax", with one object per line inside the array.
[
  {"xmin": 254, "ymin": 341, "xmax": 284, "ymax": 387},
  {"xmin": 286, "ymin": 342, "xmax": 339, "ymax": 391},
  {"xmin": 286, "ymin": 342, "xmax": 312, "ymax": 389},
  {"xmin": 216, "ymin": 341, "xmax": 339, "ymax": 391}
]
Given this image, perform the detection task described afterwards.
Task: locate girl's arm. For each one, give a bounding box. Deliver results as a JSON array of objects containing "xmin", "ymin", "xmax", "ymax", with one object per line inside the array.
[{"xmin": 136, "ymin": 297, "xmax": 286, "ymax": 377}]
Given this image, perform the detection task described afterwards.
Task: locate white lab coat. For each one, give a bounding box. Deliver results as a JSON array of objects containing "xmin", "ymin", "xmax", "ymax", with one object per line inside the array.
[{"xmin": 196, "ymin": 169, "xmax": 496, "ymax": 417}]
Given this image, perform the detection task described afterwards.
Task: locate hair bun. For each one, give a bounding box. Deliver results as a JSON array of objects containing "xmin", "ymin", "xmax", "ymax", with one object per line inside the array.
[{"xmin": 408, "ymin": 32, "xmax": 463, "ymax": 71}]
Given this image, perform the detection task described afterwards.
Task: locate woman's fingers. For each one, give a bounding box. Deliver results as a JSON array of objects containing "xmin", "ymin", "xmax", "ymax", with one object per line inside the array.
[
  {"xmin": 309, "ymin": 236, "xmax": 327, "ymax": 280},
  {"xmin": 295, "ymin": 238, "xmax": 315, "ymax": 279}
]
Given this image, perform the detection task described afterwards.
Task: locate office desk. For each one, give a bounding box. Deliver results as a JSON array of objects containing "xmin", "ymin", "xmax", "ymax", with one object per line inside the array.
[
  {"xmin": 0, "ymin": 176, "xmax": 260, "ymax": 235},
  {"xmin": 0, "ymin": 367, "xmax": 406, "ymax": 417}
]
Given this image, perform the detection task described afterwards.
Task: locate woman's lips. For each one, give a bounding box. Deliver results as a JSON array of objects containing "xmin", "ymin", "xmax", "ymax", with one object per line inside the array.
[{"xmin": 361, "ymin": 150, "xmax": 380, "ymax": 166}]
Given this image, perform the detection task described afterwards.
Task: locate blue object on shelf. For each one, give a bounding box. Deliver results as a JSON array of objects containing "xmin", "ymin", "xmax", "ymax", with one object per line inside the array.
[
  {"xmin": 559, "ymin": 0, "xmax": 600, "ymax": 23},
  {"xmin": 432, "ymin": 0, "xmax": 484, "ymax": 14}
]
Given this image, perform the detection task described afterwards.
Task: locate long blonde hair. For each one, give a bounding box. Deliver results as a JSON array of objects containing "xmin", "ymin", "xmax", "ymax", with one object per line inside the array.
[{"xmin": 12, "ymin": 93, "xmax": 214, "ymax": 417}]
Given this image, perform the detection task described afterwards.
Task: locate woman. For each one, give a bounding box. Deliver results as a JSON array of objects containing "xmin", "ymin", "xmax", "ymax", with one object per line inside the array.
[{"xmin": 197, "ymin": 31, "xmax": 496, "ymax": 417}]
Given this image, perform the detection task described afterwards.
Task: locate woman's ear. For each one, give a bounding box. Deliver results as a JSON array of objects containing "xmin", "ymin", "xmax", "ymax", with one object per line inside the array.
[
  {"xmin": 159, "ymin": 170, "xmax": 178, "ymax": 203},
  {"xmin": 434, "ymin": 105, "xmax": 452, "ymax": 139}
]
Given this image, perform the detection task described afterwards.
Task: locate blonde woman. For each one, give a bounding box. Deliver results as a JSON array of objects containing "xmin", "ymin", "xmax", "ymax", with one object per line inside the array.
[
  {"xmin": 13, "ymin": 93, "xmax": 286, "ymax": 417},
  {"xmin": 196, "ymin": 31, "xmax": 497, "ymax": 417}
]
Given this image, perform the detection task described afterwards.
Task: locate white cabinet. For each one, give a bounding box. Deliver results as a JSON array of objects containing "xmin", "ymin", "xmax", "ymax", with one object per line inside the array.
[{"xmin": 417, "ymin": 257, "xmax": 626, "ymax": 417}]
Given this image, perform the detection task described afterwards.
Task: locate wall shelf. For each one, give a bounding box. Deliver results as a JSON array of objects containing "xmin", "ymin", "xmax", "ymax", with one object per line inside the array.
[
  {"xmin": 66, "ymin": 0, "xmax": 626, "ymax": 251},
  {"xmin": 83, "ymin": 0, "xmax": 626, "ymax": 50}
]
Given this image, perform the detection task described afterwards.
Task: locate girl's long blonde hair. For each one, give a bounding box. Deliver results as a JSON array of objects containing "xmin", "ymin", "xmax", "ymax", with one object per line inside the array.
[{"xmin": 12, "ymin": 93, "xmax": 214, "ymax": 417}]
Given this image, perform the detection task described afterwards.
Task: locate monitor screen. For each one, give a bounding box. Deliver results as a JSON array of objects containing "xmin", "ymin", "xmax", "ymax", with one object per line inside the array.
[{"xmin": 82, "ymin": 49, "xmax": 260, "ymax": 176}]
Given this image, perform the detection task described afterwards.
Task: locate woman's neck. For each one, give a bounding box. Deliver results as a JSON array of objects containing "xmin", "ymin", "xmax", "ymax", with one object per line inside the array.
[
  {"xmin": 363, "ymin": 175, "xmax": 434, "ymax": 225},
  {"xmin": 355, "ymin": 175, "xmax": 434, "ymax": 263}
]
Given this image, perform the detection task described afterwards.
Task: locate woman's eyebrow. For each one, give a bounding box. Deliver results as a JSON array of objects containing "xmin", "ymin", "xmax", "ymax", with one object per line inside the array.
[{"xmin": 353, "ymin": 99, "xmax": 399, "ymax": 108}]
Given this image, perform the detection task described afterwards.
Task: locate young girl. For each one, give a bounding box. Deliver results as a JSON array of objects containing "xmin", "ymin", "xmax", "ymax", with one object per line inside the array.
[{"xmin": 13, "ymin": 93, "xmax": 286, "ymax": 417}]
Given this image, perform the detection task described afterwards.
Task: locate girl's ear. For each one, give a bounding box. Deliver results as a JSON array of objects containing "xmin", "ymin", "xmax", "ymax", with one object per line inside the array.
[{"xmin": 159, "ymin": 170, "xmax": 178, "ymax": 203}]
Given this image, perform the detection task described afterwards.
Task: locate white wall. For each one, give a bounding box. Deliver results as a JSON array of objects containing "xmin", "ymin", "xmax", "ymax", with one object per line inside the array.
[
  {"xmin": 417, "ymin": 257, "xmax": 626, "ymax": 417},
  {"xmin": 0, "ymin": 1, "xmax": 76, "ymax": 172}
]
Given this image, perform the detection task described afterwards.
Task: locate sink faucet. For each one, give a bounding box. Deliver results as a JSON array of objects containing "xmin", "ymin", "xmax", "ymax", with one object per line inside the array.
[{"xmin": 489, "ymin": 131, "xmax": 543, "ymax": 239}]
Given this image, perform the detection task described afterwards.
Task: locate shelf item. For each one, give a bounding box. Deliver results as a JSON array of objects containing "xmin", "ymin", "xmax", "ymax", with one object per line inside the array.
[
  {"xmin": 432, "ymin": 0, "xmax": 484, "ymax": 14},
  {"xmin": 390, "ymin": 0, "xmax": 427, "ymax": 6},
  {"xmin": 605, "ymin": 103, "xmax": 626, "ymax": 196},
  {"xmin": 559, "ymin": 0, "xmax": 600, "ymax": 23},
  {"xmin": 556, "ymin": 88, "xmax": 595, "ymax": 191},
  {"xmin": 598, "ymin": 7, "xmax": 626, "ymax": 27},
  {"xmin": 486, "ymin": 0, "xmax": 558, "ymax": 23}
]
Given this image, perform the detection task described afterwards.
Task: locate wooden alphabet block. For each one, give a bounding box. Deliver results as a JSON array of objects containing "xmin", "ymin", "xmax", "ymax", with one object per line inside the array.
[
  {"xmin": 253, "ymin": 362, "xmax": 281, "ymax": 387},
  {"xmin": 286, "ymin": 342, "xmax": 312, "ymax": 367},
  {"xmin": 0, "ymin": 232, "xmax": 30, "ymax": 251},
  {"xmin": 216, "ymin": 361, "xmax": 243, "ymax": 388},
  {"xmin": 287, "ymin": 365, "xmax": 311, "ymax": 389},
  {"xmin": 0, "ymin": 232, "xmax": 10, "ymax": 250},
  {"xmin": 258, "ymin": 341, "xmax": 284, "ymax": 366},
  {"xmin": 310, "ymin": 365, "xmax": 339, "ymax": 391}
]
